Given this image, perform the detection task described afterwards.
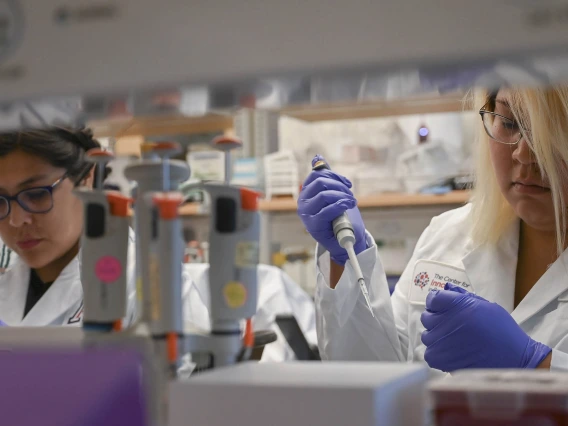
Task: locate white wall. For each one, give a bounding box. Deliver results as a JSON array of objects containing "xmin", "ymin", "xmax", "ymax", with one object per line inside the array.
[
  {"xmin": 397, "ymin": 112, "xmax": 464, "ymax": 160},
  {"xmin": 279, "ymin": 110, "xmax": 476, "ymax": 191}
]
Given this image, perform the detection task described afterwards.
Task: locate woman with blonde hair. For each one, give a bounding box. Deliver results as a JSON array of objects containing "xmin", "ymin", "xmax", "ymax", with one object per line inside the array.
[{"xmin": 298, "ymin": 86, "xmax": 568, "ymax": 372}]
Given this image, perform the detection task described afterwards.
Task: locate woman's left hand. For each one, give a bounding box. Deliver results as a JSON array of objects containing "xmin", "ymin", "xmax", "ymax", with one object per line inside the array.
[{"xmin": 420, "ymin": 283, "xmax": 551, "ymax": 372}]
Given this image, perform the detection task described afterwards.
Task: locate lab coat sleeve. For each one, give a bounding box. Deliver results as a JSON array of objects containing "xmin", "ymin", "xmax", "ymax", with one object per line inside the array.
[
  {"xmin": 178, "ymin": 268, "xmax": 205, "ymax": 379},
  {"xmin": 0, "ymin": 242, "xmax": 15, "ymax": 271},
  {"xmin": 315, "ymin": 231, "xmax": 404, "ymax": 361},
  {"xmin": 536, "ymin": 303, "xmax": 568, "ymax": 372},
  {"xmin": 551, "ymin": 349, "xmax": 568, "ymax": 372},
  {"xmin": 315, "ymin": 223, "xmax": 436, "ymax": 362},
  {"xmin": 124, "ymin": 232, "xmax": 139, "ymax": 327},
  {"xmin": 180, "ymin": 266, "xmax": 211, "ymax": 332},
  {"xmin": 253, "ymin": 267, "xmax": 317, "ymax": 362},
  {"xmin": 280, "ymin": 270, "xmax": 317, "ymax": 348}
]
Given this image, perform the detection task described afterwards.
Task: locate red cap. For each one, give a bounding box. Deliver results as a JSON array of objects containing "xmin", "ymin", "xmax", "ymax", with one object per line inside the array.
[
  {"xmin": 240, "ymin": 187, "xmax": 260, "ymax": 211},
  {"xmin": 140, "ymin": 141, "xmax": 181, "ymax": 156},
  {"xmin": 244, "ymin": 318, "xmax": 254, "ymax": 348},
  {"xmin": 167, "ymin": 332, "xmax": 178, "ymax": 362},
  {"xmin": 140, "ymin": 142, "xmax": 157, "ymax": 153},
  {"xmin": 106, "ymin": 192, "xmax": 132, "ymax": 217},
  {"xmin": 211, "ymin": 135, "xmax": 243, "ymax": 148},
  {"xmin": 87, "ymin": 148, "xmax": 114, "ymax": 159},
  {"xmin": 151, "ymin": 141, "xmax": 181, "ymax": 151},
  {"xmin": 152, "ymin": 194, "xmax": 183, "ymax": 219}
]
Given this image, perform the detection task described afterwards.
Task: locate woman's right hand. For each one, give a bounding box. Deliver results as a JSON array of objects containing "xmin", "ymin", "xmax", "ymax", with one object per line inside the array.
[{"xmin": 297, "ymin": 156, "xmax": 367, "ymax": 266}]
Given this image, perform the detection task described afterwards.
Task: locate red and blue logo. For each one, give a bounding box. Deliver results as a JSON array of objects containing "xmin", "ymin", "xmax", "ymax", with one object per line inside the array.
[{"xmin": 414, "ymin": 272, "xmax": 430, "ymax": 290}]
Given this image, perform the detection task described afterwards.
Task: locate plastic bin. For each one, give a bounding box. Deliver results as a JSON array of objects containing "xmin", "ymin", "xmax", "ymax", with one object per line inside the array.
[{"xmin": 430, "ymin": 370, "xmax": 568, "ymax": 426}]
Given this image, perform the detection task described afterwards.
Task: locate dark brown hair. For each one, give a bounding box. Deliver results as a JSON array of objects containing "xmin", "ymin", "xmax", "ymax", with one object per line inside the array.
[{"xmin": 0, "ymin": 127, "xmax": 109, "ymax": 184}]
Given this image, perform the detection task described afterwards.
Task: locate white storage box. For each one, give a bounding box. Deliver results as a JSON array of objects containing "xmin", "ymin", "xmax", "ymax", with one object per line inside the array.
[{"xmin": 169, "ymin": 362, "xmax": 430, "ymax": 426}]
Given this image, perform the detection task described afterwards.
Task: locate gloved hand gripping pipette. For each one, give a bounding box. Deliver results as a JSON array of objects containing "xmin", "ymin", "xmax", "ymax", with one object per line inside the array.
[{"xmin": 310, "ymin": 158, "xmax": 374, "ymax": 317}]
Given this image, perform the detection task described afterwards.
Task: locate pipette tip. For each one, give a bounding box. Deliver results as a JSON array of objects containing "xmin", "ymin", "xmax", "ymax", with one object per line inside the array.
[{"xmin": 358, "ymin": 278, "xmax": 375, "ymax": 318}]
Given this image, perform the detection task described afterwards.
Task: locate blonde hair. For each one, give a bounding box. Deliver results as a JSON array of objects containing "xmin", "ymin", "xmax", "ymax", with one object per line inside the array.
[{"xmin": 470, "ymin": 87, "xmax": 568, "ymax": 256}]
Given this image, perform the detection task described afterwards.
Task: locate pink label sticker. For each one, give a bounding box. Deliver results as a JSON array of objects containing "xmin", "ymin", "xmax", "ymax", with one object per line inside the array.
[{"xmin": 95, "ymin": 256, "xmax": 122, "ymax": 284}]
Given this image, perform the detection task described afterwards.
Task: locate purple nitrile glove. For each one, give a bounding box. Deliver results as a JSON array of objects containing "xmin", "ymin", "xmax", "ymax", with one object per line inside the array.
[
  {"xmin": 0, "ymin": 320, "xmax": 6, "ymax": 326},
  {"xmin": 297, "ymin": 155, "xmax": 367, "ymax": 266},
  {"xmin": 420, "ymin": 283, "xmax": 551, "ymax": 372}
]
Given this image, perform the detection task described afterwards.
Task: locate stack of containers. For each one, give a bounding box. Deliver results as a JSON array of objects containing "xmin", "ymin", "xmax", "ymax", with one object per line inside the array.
[
  {"xmin": 263, "ymin": 150, "xmax": 300, "ymax": 200},
  {"xmin": 430, "ymin": 370, "xmax": 568, "ymax": 426}
]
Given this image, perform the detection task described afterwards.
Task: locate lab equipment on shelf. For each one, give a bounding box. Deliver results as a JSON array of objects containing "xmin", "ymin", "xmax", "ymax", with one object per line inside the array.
[
  {"xmin": 264, "ymin": 150, "xmax": 300, "ymax": 200},
  {"xmin": 396, "ymin": 139, "xmax": 460, "ymax": 193}
]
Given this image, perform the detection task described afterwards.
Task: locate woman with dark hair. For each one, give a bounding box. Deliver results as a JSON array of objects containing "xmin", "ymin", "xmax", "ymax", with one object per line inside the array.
[
  {"xmin": 0, "ymin": 127, "xmax": 316, "ymax": 364},
  {"xmin": 0, "ymin": 127, "xmax": 137, "ymax": 325}
]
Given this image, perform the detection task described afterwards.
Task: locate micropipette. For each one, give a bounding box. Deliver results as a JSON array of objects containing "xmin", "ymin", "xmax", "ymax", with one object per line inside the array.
[{"xmin": 312, "ymin": 158, "xmax": 375, "ymax": 317}]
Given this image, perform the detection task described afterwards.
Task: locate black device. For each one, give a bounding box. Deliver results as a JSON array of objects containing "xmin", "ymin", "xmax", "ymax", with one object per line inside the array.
[{"xmin": 275, "ymin": 314, "xmax": 321, "ymax": 361}]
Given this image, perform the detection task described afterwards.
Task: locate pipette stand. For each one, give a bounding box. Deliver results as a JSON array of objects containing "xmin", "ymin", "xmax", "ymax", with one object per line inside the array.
[
  {"xmin": 211, "ymin": 135, "xmax": 243, "ymax": 185},
  {"xmin": 123, "ymin": 141, "xmax": 190, "ymax": 425},
  {"xmin": 124, "ymin": 143, "xmax": 190, "ymax": 325},
  {"xmin": 184, "ymin": 182, "xmax": 260, "ymax": 369},
  {"xmin": 183, "ymin": 136, "xmax": 259, "ymax": 370},
  {"xmin": 144, "ymin": 190, "xmax": 186, "ymax": 426},
  {"xmin": 73, "ymin": 149, "xmax": 131, "ymax": 335},
  {"xmin": 74, "ymin": 150, "xmax": 162, "ymax": 425}
]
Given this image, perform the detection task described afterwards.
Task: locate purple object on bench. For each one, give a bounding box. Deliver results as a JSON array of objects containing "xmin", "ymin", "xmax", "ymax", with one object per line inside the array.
[{"xmin": 0, "ymin": 349, "xmax": 147, "ymax": 426}]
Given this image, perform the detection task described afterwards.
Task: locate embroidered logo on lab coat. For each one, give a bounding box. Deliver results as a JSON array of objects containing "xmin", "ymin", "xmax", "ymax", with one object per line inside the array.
[
  {"xmin": 409, "ymin": 260, "xmax": 474, "ymax": 305},
  {"xmin": 414, "ymin": 272, "xmax": 430, "ymax": 289}
]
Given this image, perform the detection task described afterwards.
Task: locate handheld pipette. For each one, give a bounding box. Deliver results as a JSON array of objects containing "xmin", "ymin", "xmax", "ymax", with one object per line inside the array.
[{"xmin": 312, "ymin": 158, "xmax": 375, "ymax": 317}]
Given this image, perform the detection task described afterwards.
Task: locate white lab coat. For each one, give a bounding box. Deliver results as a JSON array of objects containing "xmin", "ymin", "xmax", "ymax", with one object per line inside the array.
[
  {"xmin": 183, "ymin": 263, "xmax": 317, "ymax": 362},
  {"xmin": 316, "ymin": 204, "xmax": 568, "ymax": 372},
  {"xmin": 0, "ymin": 234, "xmax": 138, "ymax": 326},
  {"xmin": 0, "ymin": 243, "xmax": 14, "ymax": 271},
  {"xmin": 0, "ymin": 240, "xmax": 316, "ymax": 362}
]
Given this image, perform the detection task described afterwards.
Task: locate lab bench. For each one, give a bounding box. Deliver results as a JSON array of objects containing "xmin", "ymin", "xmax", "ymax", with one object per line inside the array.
[
  {"xmin": 179, "ymin": 191, "xmax": 470, "ymax": 294},
  {"xmin": 180, "ymin": 191, "xmax": 469, "ymax": 253}
]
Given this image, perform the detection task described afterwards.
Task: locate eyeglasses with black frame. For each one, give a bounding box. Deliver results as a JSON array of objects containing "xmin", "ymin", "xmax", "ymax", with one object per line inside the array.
[
  {"xmin": 0, "ymin": 174, "xmax": 68, "ymax": 220},
  {"xmin": 479, "ymin": 102, "xmax": 526, "ymax": 145}
]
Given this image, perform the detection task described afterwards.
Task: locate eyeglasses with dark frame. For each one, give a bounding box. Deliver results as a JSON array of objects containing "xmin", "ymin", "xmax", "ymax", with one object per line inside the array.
[
  {"xmin": 0, "ymin": 174, "xmax": 68, "ymax": 221},
  {"xmin": 479, "ymin": 102, "xmax": 529, "ymax": 145}
]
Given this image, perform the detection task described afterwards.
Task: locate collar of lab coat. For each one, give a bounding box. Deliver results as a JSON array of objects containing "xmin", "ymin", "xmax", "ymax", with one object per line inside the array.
[
  {"xmin": 0, "ymin": 255, "xmax": 82, "ymax": 326},
  {"xmin": 462, "ymin": 217, "xmax": 568, "ymax": 325},
  {"xmin": 512, "ymin": 245, "xmax": 568, "ymax": 326},
  {"xmin": 462, "ymin": 218, "xmax": 519, "ymax": 314}
]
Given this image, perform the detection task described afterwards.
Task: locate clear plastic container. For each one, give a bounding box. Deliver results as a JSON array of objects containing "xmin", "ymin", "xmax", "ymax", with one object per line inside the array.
[{"xmin": 429, "ymin": 370, "xmax": 568, "ymax": 426}]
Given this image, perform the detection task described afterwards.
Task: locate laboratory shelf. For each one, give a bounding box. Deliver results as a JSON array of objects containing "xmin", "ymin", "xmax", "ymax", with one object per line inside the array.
[
  {"xmin": 355, "ymin": 190, "xmax": 471, "ymax": 209},
  {"xmin": 90, "ymin": 93, "xmax": 467, "ymax": 138},
  {"xmin": 176, "ymin": 191, "xmax": 470, "ymax": 265},
  {"xmin": 178, "ymin": 190, "xmax": 470, "ymax": 216},
  {"xmin": 280, "ymin": 93, "xmax": 469, "ymax": 122},
  {"xmin": 90, "ymin": 113, "xmax": 234, "ymax": 138}
]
